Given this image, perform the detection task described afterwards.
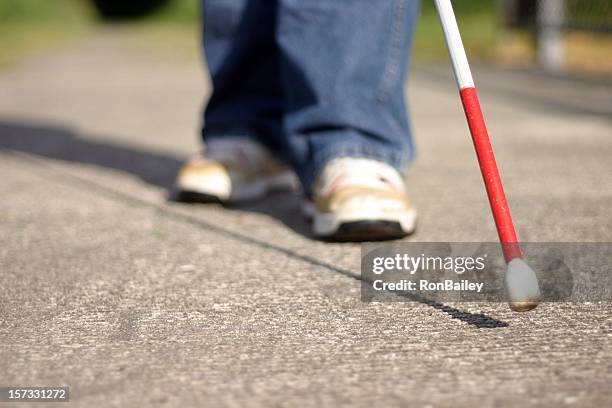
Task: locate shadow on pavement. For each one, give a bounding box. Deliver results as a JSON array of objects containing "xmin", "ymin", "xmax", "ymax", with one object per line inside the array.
[
  {"xmin": 0, "ymin": 119, "xmax": 509, "ymax": 329},
  {"xmin": 0, "ymin": 119, "xmax": 310, "ymax": 235},
  {"xmin": 0, "ymin": 120, "xmax": 183, "ymax": 189}
]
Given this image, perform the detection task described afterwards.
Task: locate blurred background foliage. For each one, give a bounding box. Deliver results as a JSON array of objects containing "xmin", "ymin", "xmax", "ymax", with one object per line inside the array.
[
  {"xmin": 0, "ymin": 0, "xmax": 89, "ymax": 66},
  {"xmin": 0, "ymin": 0, "xmax": 610, "ymax": 75}
]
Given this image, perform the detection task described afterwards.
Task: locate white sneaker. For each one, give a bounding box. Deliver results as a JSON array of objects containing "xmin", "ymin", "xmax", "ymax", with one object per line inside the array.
[
  {"xmin": 307, "ymin": 158, "xmax": 417, "ymax": 241},
  {"xmin": 175, "ymin": 138, "xmax": 299, "ymax": 203}
]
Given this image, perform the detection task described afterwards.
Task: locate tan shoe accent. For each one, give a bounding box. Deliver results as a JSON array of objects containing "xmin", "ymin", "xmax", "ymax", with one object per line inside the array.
[
  {"xmin": 313, "ymin": 185, "xmax": 414, "ymax": 214},
  {"xmin": 176, "ymin": 158, "xmax": 232, "ymax": 201},
  {"xmin": 308, "ymin": 158, "xmax": 417, "ymax": 240},
  {"xmin": 175, "ymin": 138, "xmax": 299, "ymax": 203}
]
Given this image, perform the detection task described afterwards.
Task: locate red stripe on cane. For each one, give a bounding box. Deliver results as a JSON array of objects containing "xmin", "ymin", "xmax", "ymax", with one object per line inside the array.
[{"xmin": 460, "ymin": 87, "xmax": 522, "ymax": 262}]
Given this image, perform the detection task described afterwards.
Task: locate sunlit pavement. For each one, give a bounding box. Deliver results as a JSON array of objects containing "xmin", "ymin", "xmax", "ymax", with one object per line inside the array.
[{"xmin": 1, "ymin": 29, "xmax": 611, "ymax": 407}]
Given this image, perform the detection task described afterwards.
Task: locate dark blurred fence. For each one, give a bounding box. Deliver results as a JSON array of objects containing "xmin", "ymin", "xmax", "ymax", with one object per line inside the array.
[
  {"xmin": 502, "ymin": 0, "xmax": 611, "ymax": 71},
  {"xmin": 503, "ymin": 0, "xmax": 612, "ymax": 32}
]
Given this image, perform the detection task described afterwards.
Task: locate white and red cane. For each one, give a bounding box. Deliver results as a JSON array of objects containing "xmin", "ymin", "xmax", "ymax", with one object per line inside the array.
[{"xmin": 434, "ymin": 0, "xmax": 541, "ymax": 311}]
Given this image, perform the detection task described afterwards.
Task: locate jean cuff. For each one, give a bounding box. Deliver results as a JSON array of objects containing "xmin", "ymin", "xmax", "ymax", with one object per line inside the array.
[{"xmin": 301, "ymin": 139, "xmax": 412, "ymax": 193}]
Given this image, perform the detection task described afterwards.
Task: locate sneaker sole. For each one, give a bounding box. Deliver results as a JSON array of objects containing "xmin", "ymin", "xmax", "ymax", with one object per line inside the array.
[
  {"xmin": 173, "ymin": 191, "xmax": 223, "ymax": 204},
  {"xmin": 324, "ymin": 220, "xmax": 412, "ymax": 242},
  {"xmin": 310, "ymin": 205, "xmax": 418, "ymax": 241},
  {"xmin": 174, "ymin": 172, "xmax": 298, "ymax": 204}
]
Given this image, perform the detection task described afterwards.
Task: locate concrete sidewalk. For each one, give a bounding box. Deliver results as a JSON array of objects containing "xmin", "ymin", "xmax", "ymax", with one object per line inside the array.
[{"xmin": 1, "ymin": 30, "xmax": 611, "ymax": 407}]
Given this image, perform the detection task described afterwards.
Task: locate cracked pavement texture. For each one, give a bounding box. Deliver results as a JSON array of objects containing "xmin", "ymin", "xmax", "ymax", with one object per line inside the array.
[{"xmin": 0, "ymin": 29, "xmax": 611, "ymax": 407}]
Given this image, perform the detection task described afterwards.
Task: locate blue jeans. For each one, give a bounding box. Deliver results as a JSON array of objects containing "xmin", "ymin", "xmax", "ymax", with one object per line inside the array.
[{"xmin": 202, "ymin": 0, "xmax": 420, "ymax": 190}]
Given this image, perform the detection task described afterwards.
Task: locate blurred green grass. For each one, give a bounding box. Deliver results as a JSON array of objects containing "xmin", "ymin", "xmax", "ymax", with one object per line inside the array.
[
  {"xmin": 144, "ymin": 0, "xmax": 501, "ymax": 61},
  {"xmin": 145, "ymin": 0, "xmax": 199, "ymax": 22},
  {"xmin": 0, "ymin": 0, "xmax": 500, "ymax": 67},
  {"xmin": 416, "ymin": 1, "xmax": 500, "ymax": 62},
  {"xmin": 0, "ymin": 0, "xmax": 93, "ymax": 67}
]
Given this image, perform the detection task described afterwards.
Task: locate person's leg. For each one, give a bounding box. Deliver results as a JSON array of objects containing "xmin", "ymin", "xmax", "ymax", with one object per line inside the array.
[
  {"xmin": 174, "ymin": 0, "xmax": 298, "ymax": 203},
  {"xmin": 276, "ymin": 0, "xmax": 420, "ymax": 191},
  {"xmin": 276, "ymin": 0, "xmax": 420, "ymax": 239},
  {"xmin": 202, "ymin": 0, "xmax": 287, "ymax": 156}
]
